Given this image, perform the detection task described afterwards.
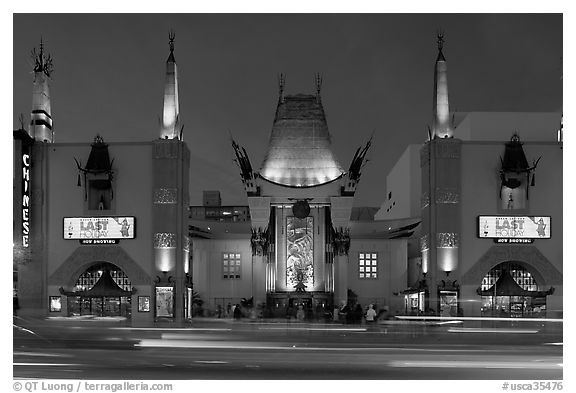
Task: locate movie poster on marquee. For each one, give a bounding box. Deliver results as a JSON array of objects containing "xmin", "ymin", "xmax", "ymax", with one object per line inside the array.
[
  {"xmin": 155, "ymin": 287, "xmax": 174, "ymax": 318},
  {"xmin": 64, "ymin": 217, "xmax": 135, "ymax": 239},
  {"xmin": 478, "ymin": 216, "xmax": 551, "ymax": 239}
]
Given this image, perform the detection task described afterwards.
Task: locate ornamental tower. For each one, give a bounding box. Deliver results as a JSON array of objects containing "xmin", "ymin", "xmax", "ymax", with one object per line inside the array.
[
  {"xmin": 30, "ymin": 39, "xmax": 54, "ymax": 142},
  {"xmin": 159, "ymin": 31, "xmax": 182, "ymax": 140},
  {"xmin": 152, "ymin": 32, "xmax": 190, "ymax": 322},
  {"xmin": 420, "ymin": 34, "xmax": 461, "ymax": 315},
  {"xmin": 432, "ymin": 33, "xmax": 453, "ymax": 139}
]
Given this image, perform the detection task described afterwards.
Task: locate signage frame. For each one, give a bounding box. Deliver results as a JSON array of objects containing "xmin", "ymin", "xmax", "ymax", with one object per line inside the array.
[
  {"xmin": 21, "ymin": 148, "xmax": 31, "ymax": 248},
  {"xmin": 477, "ymin": 215, "xmax": 551, "ymax": 240},
  {"xmin": 63, "ymin": 216, "xmax": 137, "ymax": 240}
]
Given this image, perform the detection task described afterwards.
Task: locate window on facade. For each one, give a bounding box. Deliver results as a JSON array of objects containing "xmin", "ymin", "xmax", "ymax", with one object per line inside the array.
[
  {"xmin": 75, "ymin": 262, "xmax": 132, "ymax": 291},
  {"xmin": 223, "ymin": 253, "xmax": 241, "ymax": 279},
  {"xmin": 359, "ymin": 252, "xmax": 378, "ymax": 279},
  {"xmin": 481, "ymin": 262, "xmax": 538, "ymax": 291}
]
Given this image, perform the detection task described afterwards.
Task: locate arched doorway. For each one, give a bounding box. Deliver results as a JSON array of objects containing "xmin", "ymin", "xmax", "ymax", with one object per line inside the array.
[
  {"xmin": 478, "ymin": 261, "xmax": 553, "ymax": 318},
  {"xmin": 62, "ymin": 262, "xmax": 134, "ymax": 318}
]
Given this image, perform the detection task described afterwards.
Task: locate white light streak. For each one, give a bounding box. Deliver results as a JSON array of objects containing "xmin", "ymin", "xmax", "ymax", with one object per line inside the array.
[
  {"xmin": 389, "ymin": 361, "xmax": 561, "ymax": 369},
  {"xmin": 447, "ymin": 328, "xmax": 538, "ymax": 334},
  {"xmin": 394, "ymin": 316, "xmax": 562, "ymax": 323}
]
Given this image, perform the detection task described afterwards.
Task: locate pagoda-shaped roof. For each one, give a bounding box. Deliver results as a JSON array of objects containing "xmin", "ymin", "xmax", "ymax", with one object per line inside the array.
[
  {"xmin": 60, "ymin": 270, "xmax": 134, "ymax": 298},
  {"xmin": 85, "ymin": 135, "xmax": 113, "ymax": 173},
  {"xmin": 259, "ymin": 94, "xmax": 345, "ymax": 187},
  {"xmin": 501, "ymin": 133, "xmax": 530, "ymax": 173},
  {"xmin": 477, "ymin": 269, "xmax": 553, "ymax": 297}
]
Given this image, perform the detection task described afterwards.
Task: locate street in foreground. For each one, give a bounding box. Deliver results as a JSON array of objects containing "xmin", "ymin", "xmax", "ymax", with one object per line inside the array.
[{"xmin": 13, "ymin": 316, "xmax": 562, "ymax": 380}]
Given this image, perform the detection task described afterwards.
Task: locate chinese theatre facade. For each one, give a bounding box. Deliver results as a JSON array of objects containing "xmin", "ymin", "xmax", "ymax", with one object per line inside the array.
[
  {"xmin": 227, "ymin": 74, "xmax": 376, "ymax": 313},
  {"xmin": 14, "ymin": 33, "xmax": 561, "ymax": 322},
  {"xmin": 13, "ymin": 36, "xmax": 191, "ymax": 323}
]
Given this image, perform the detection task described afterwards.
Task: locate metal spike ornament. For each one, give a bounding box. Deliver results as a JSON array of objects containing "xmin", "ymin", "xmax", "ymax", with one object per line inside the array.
[
  {"xmin": 315, "ymin": 73, "xmax": 323, "ymax": 103},
  {"xmin": 31, "ymin": 38, "xmax": 54, "ymax": 77},
  {"xmin": 169, "ymin": 30, "xmax": 175, "ymax": 52},
  {"xmin": 437, "ymin": 30, "xmax": 445, "ymax": 51},
  {"xmin": 278, "ymin": 73, "xmax": 285, "ymax": 103}
]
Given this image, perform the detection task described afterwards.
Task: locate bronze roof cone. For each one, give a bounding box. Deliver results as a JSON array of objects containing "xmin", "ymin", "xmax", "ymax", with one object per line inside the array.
[{"xmin": 259, "ymin": 90, "xmax": 344, "ymax": 187}]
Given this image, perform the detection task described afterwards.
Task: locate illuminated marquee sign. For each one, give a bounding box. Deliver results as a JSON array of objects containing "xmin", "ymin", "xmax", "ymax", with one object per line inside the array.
[
  {"xmin": 64, "ymin": 217, "xmax": 135, "ymax": 242},
  {"xmin": 478, "ymin": 216, "xmax": 550, "ymax": 242},
  {"xmin": 22, "ymin": 152, "xmax": 31, "ymax": 248}
]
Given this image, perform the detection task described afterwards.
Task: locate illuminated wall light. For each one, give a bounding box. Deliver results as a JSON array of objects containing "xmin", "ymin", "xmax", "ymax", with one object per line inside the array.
[
  {"xmin": 420, "ymin": 235, "xmax": 429, "ymax": 273},
  {"xmin": 155, "ymin": 248, "xmax": 175, "ymax": 272},
  {"xmin": 183, "ymin": 249, "xmax": 189, "ymax": 274},
  {"xmin": 154, "ymin": 232, "xmax": 176, "ymax": 272},
  {"xmin": 421, "ymin": 250, "xmax": 429, "ymax": 274},
  {"xmin": 437, "ymin": 247, "xmax": 458, "ymax": 272},
  {"xmin": 183, "ymin": 235, "xmax": 190, "ymax": 274}
]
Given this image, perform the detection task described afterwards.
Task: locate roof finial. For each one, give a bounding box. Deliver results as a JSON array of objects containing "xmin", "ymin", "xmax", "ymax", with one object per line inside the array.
[
  {"xmin": 315, "ymin": 73, "xmax": 323, "ymax": 97},
  {"xmin": 278, "ymin": 73, "xmax": 285, "ymax": 103},
  {"xmin": 168, "ymin": 30, "xmax": 175, "ymax": 53},
  {"xmin": 31, "ymin": 37, "xmax": 53, "ymax": 77},
  {"xmin": 437, "ymin": 29, "xmax": 445, "ymax": 52}
]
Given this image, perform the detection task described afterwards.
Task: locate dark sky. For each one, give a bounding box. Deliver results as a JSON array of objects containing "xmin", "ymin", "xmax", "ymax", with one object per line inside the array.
[{"xmin": 12, "ymin": 14, "xmax": 562, "ymax": 208}]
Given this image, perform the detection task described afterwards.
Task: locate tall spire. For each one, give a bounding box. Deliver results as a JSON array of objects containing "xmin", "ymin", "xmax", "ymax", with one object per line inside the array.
[
  {"xmin": 160, "ymin": 30, "xmax": 181, "ymax": 139},
  {"xmin": 278, "ymin": 73, "xmax": 285, "ymax": 103},
  {"xmin": 315, "ymin": 73, "xmax": 322, "ymax": 104},
  {"xmin": 432, "ymin": 31, "xmax": 453, "ymax": 139},
  {"xmin": 30, "ymin": 38, "xmax": 54, "ymax": 142}
]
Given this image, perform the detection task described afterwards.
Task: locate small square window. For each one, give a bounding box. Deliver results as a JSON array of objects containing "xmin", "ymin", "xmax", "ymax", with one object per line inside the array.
[
  {"xmin": 359, "ymin": 252, "xmax": 378, "ymax": 279},
  {"xmin": 223, "ymin": 252, "xmax": 241, "ymax": 279}
]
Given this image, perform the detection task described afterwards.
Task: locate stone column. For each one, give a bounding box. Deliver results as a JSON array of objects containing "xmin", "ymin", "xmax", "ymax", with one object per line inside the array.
[
  {"xmin": 330, "ymin": 197, "xmax": 354, "ymax": 308},
  {"xmin": 420, "ymin": 139, "xmax": 461, "ymax": 314},
  {"xmin": 152, "ymin": 140, "xmax": 190, "ymax": 323},
  {"xmin": 247, "ymin": 197, "xmax": 271, "ymax": 306},
  {"xmin": 251, "ymin": 228, "xmax": 268, "ymax": 307},
  {"xmin": 18, "ymin": 141, "xmax": 48, "ymax": 316},
  {"xmin": 332, "ymin": 228, "xmax": 350, "ymax": 307}
]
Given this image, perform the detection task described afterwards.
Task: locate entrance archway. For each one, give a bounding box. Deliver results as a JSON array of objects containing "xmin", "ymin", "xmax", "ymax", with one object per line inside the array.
[
  {"xmin": 62, "ymin": 262, "xmax": 134, "ymax": 317},
  {"xmin": 478, "ymin": 262, "xmax": 552, "ymax": 317},
  {"xmin": 461, "ymin": 245, "xmax": 562, "ymax": 287}
]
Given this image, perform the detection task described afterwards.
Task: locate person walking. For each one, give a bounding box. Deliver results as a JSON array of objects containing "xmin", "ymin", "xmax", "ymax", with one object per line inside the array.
[
  {"xmin": 233, "ymin": 303, "xmax": 242, "ymax": 319},
  {"xmin": 365, "ymin": 304, "xmax": 377, "ymax": 325},
  {"xmin": 296, "ymin": 304, "xmax": 305, "ymax": 321}
]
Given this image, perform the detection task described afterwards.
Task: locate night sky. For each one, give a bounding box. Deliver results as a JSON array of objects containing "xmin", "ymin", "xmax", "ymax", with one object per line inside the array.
[{"xmin": 12, "ymin": 13, "xmax": 562, "ymax": 208}]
